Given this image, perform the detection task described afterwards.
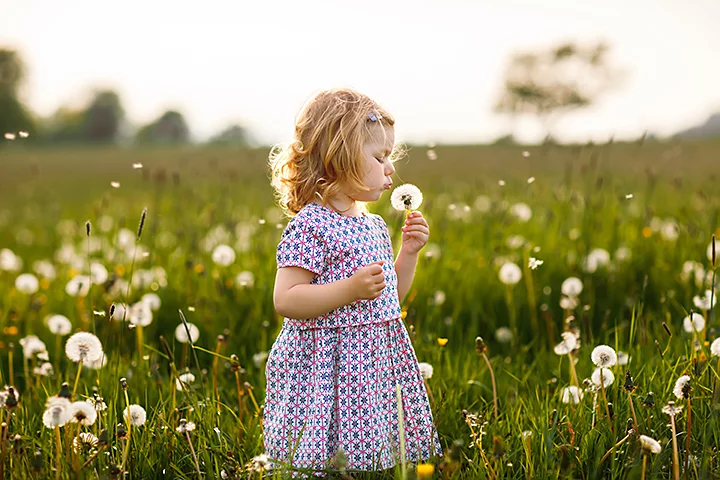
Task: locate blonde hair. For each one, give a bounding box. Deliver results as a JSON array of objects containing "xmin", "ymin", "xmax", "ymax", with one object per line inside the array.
[{"xmin": 269, "ymin": 87, "xmax": 403, "ymax": 217}]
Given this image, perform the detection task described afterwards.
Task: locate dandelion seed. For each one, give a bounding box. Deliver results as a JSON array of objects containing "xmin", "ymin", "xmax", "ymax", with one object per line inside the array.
[
  {"xmin": 65, "ymin": 332, "xmax": 104, "ymax": 363},
  {"xmin": 18, "ymin": 131, "xmax": 29, "ymax": 138},
  {"xmin": 45, "ymin": 314, "xmax": 72, "ymax": 336},
  {"xmin": 673, "ymin": 375, "xmax": 691, "ymax": 400},
  {"xmin": 390, "ymin": 184, "xmax": 423, "ymax": 211},
  {"xmin": 245, "ymin": 454, "xmax": 270, "ymax": 473},
  {"xmin": 554, "ymin": 332, "xmax": 578, "ymax": 355},
  {"xmin": 561, "ymin": 386, "xmax": 584, "ymax": 404},
  {"xmin": 639, "ymin": 435, "xmax": 661, "ymax": 454},
  {"xmin": 683, "ymin": 312, "xmax": 705, "ymax": 333},
  {"xmin": 591, "ymin": 368, "xmax": 615, "ymax": 388},
  {"xmin": 418, "ymin": 362, "xmax": 434, "ymax": 379},
  {"xmin": 69, "ymin": 401, "xmax": 97, "ymax": 426},
  {"xmin": 176, "ymin": 372, "xmax": 196, "ymax": 391},
  {"xmin": 426, "ymin": 149, "xmax": 437, "ymax": 161},
  {"xmin": 528, "ymin": 257, "xmax": 543, "ymax": 270},
  {"xmin": 132, "ymin": 163, "xmax": 143, "ymax": 169},
  {"xmin": 175, "ymin": 322, "xmax": 200, "ymax": 344},
  {"xmin": 711, "ymin": 338, "xmax": 720, "ymax": 357},
  {"xmin": 498, "ymin": 180, "xmax": 505, "ymax": 186},
  {"xmin": 498, "ymin": 262, "xmax": 522, "ymax": 285},
  {"xmin": 4, "ymin": 133, "xmax": 16, "ymax": 140},
  {"xmin": 522, "ymin": 151, "xmax": 530, "ymax": 158},
  {"xmin": 188, "ymin": 306, "xmax": 195, "ymax": 312},
  {"xmin": 591, "ymin": 345, "xmax": 617, "ymax": 368},
  {"xmin": 561, "ymin": 277, "xmax": 583, "ymax": 297},
  {"xmin": 15, "ymin": 273, "xmax": 39, "ymax": 294},
  {"xmin": 527, "ymin": 176, "xmax": 535, "ymax": 184},
  {"xmin": 625, "ymin": 193, "xmax": 634, "ymax": 199},
  {"xmin": 123, "ymin": 404, "xmax": 147, "ymax": 426},
  {"xmin": 110, "ymin": 182, "xmax": 120, "ymax": 188}
]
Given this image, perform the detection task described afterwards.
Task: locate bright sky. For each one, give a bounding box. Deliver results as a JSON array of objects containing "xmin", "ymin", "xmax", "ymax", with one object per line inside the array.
[{"xmin": 2, "ymin": 0, "xmax": 719, "ymax": 145}]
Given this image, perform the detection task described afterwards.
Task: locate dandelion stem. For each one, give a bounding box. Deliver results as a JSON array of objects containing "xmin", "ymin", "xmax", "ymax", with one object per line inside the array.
[
  {"xmin": 670, "ymin": 414, "xmax": 680, "ymax": 480},
  {"xmin": 213, "ymin": 340, "xmax": 222, "ymax": 415},
  {"xmin": 185, "ymin": 432, "xmax": 202, "ymax": 479},
  {"xmin": 627, "ymin": 391, "xmax": 639, "ymax": 433},
  {"xmin": 599, "ymin": 432, "xmax": 630, "ymax": 465},
  {"xmin": 685, "ymin": 396, "xmax": 692, "ymax": 478},
  {"xmin": 235, "ymin": 371, "xmax": 244, "ymax": 440},
  {"xmin": 641, "ymin": 453, "xmax": 648, "ymax": 480},
  {"xmin": 71, "ymin": 360, "xmax": 83, "ymax": 399},
  {"xmin": 54, "ymin": 425, "xmax": 62, "ymax": 480},
  {"xmin": 599, "ymin": 371, "xmax": 613, "ymax": 432},
  {"xmin": 136, "ymin": 325, "xmax": 144, "ymax": 361},
  {"xmin": 567, "ymin": 352, "xmax": 579, "ymax": 387},
  {"xmin": 7, "ymin": 350, "xmax": 12, "ymax": 387},
  {"xmin": 481, "ymin": 352, "xmax": 499, "ymax": 418}
]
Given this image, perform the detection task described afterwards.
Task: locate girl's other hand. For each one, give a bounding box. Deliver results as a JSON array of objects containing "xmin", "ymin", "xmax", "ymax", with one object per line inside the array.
[
  {"xmin": 350, "ymin": 260, "xmax": 386, "ymax": 300},
  {"xmin": 401, "ymin": 211, "xmax": 429, "ymax": 255}
]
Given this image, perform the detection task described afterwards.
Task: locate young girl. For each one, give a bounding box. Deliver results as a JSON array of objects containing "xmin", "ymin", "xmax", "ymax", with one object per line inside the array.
[{"xmin": 263, "ymin": 88, "xmax": 442, "ymax": 476}]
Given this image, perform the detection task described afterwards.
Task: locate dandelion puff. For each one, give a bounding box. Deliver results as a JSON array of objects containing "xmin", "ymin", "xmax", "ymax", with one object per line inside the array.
[
  {"xmin": 212, "ymin": 244, "xmax": 236, "ymax": 266},
  {"xmin": 683, "ymin": 312, "xmax": 705, "ymax": 333},
  {"xmin": 4, "ymin": 133, "xmax": 16, "ymax": 140},
  {"xmin": 65, "ymin": 275, "xmax": 91, "ymax": 297},
  {"xmin": 176, "ymin": 419, "xmax": 196, "ymax": 433},
  {"xmin": 390, "ymin": 184, "xmax": 423, "ymax": 211},
  {"xmin": 68, "ymin": 401, "xmax": 98, "ymax": 426},
  {"xmin": 141, "ymin": 293, "xmax": 161, "ymax": 311},
  {"xmin": 175, "ymin": 323, "xmax": 200, "ymax": 344},
  {"xmin": 235, "ymin": 270, "xmax": 254, "ymax": 288},
  {"xmin": 19, "ymin": 335, "xmax": 47, "ymax": 359},
  {"xmin": 554, "ymin": 332, "xmax": 578, "ymax": 355},
  {"xmin": 495, "ymin": 327, "xmax": 513, "ymax": 344},
  {"xmin": 692, "ymin": 290, "xmax": 716, "ymax": 311},
  {"xmin": 591, "ymin": 345, "xmax": 617, "ymax": 368},
  {"xmin": 662, "ymin": 401, "xmax": 683, "ymax": 416},
  {"xmin": 34, "ymin": 362, "xmax": 55, "ymax": 376},
  {"xmin": 15, "ymin": 273, "xmax": 39, "ymax": 294},
  {"xmin": 123, "ymin": 404, "xmax": 147, "ymax": 426},
  {"xmin": 128, "ymin": 302, "xmax": 153, "ymax": 327},
  {"xmin": 561, "ymin": 277, "xmax": 583, "ymax": 297},
  {"xmin": 176, "ymin": 372, "xmax": 196, "ymax": 391},
  {"xmin": 711, "ymin": 338, "xmax": 720, "ymax": 357},
  {"xmin": 561, "ymin": 386, "xmax": 583, "ymax": 404},
  {"xmin": 73, "ymin": 432, "xmax": 100, "ymax": 454},
  {"xmin": 559, "ymin": 295, "xmax": 579, "ymax": 310},
  {"xmin": 639, "ymin": 435, "xmax": 662, "ymax": 454},
  {"xmin": 528, "ymin": 257, "xmax": 543, "ymax": 270},
  {"xmin": 253, "ymin": 351, "xmax": 268, "ymax": 368},
  {"xmin": 45, "ymin": 314, "xmax": 72, "ymax": 336},
  {"xmin": 617, "ymin": 351, "xmax": 630, "ymax": 365},
  {"xmin": 418, "ymin": 362, "xmax": 434, "ymax": 379},
  {"xmin": 65, "ymin": 332, "xmax": 104, "ymax": 363},
  {"xmin": 498, "ymin": 262, "xmax": 522, "ymax": 285},
  {"xmin": 42, "ymin": 398, "xmax": 72, "ymax": 428},
  {"xmin": 673, "ymin": 375, "xmax": 691, "ymax": 400},
  {"xmin": 591, "ymin": 368, "xmax": 615, "ymax": 388}
]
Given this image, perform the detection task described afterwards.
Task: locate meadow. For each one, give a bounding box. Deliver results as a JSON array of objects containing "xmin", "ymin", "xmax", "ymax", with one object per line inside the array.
[{"xmin": 0, "ymin": 137, "xmax": 719, "ymax": 479}]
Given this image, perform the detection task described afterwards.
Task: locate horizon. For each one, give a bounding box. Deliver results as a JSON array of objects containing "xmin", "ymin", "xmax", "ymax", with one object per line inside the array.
[{"xmin": 2, "ymin": 0, "xmax": 719, "ymax": 145}]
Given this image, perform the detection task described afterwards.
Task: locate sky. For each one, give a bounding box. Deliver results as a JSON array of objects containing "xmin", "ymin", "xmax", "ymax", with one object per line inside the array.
[{"xmin": 2, "ymin": 0, "xmax": 720, "ymax": 145}]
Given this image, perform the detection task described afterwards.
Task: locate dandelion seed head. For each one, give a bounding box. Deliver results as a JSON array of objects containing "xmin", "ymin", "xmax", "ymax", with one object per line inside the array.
[
  {"xmin": 498, "ymin": 262, "xmax": 522, "ymax": 285},
  {"xmin": 554, "ymin": 332, "xmax": 578, "ymax": 355},
  {"xmin": 561, "ymin": 277, "xmax": 583, "ymax": 297},
  {"xmin": 128, "ymin": 302, "xmax": 153, "ymax": 327},
  {"xmin": 418, "ymin": 362, "xmax": 434, "ymax": 379},
  {"xmin": 65, "ymin": 332, "xmax": 104, "ymax": 363},
  {"xmin": 20, "ymin": 335, "xmax": 47, "ymax": 359},
  {"xmin": 390, "ymin": 184, "xmax": 423, "ymax": 211},
  {"xmin": 176, "ymin": 418, "xmax": 196, "ymax": 433},
  {"xmin": 561, "ymin": 386, "xmax": 583, "ymax": 404},
  {"xmin": 495, "ymin": 327, "xmax": 513, "ymax": 344},
  {"xmin": 662, "ymin": 401, "xmax": 683, "ymax": 416},
  {"xmin": 123, "ymin": 404, "xmax": 147, "ymax": 426},
  {"xmin": 175, "ymin": 322, "xmax": 200, "ymax": 344},
  {"xmin": 639, "ymin": 435, "xmax": 661, "ymax": 454},
  {"xmin": 591, "ymin": 345, "xmax": 617, "ymax": 368},
  {"xmin": 15, "ymin": 273, "xmax": 39, "ymax": 294},
  {"xmin": 45, "ymin": 314, "xmax": 72, "ymax": 336},
  {"xmin": 711, "ymin": 338, "xmax": 720, "ymax": 357},
  {"xmin": 683, "ymin": 312, "xmax": 705, "ymax": 333},
  {"xmin": 591, "ymin": 368, "xmax": 615, "ymax": 388},
  {"xmin": 673, "ymin": 374, "xmax": 691, "ymax": 400},
  {"xmin": 176, "ymin": 372, "xmax": 196, "ymax": 391},
  {"xmin": 73, "ymin": 432, "xmax": 99, "ymax": 454},
  {"xmin": 69, "ymin": 401, "xmax": 97, "ymax": 426}
]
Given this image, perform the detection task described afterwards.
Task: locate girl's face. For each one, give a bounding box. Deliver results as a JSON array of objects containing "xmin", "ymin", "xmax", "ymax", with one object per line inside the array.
[{"xmin": 348, "ymin": 124, "xmax": 396, "ymax": 203}]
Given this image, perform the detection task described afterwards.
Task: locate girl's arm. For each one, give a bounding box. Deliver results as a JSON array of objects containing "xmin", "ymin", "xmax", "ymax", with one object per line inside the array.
[
  {"xmin": 274, "ymin": 263, "xmax": 385, "ymax": 319},
  {"xmin": 395, "ymin": 247, "xmax": 419, "ymax": 302}
]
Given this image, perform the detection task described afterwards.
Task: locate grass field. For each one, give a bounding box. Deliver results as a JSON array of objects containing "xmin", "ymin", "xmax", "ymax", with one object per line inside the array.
[{"xmin": 0, "ymin": 138, "xmax": 719, "ymax": 479}]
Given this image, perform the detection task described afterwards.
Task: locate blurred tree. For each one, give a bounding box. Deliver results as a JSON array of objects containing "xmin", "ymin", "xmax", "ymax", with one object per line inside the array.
[
  {"xmin": 494, "ymin": 41, "xmax": 622, "ymax": 141},
  {"xmin": 208, "ymin": 124, "xmax": 251, "ymax": 146},
  {"xmin": 136, "ymin": 110, "xmax": 190, "ymax": 144},
  {"xmin": 0, "ymin": 49, "xmax": 37, "ymax": 138},
  {"xmin": 82, "ymin": 89, "xmax": 125, "ymax": 142}
]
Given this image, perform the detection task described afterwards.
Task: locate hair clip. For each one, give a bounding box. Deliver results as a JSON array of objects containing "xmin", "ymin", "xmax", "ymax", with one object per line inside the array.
[{"xmin": 368, "ymin": 112, "xmax": 383, "ymax": 122}]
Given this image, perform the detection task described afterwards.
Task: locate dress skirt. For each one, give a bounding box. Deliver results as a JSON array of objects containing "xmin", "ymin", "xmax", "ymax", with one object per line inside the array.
[{"xmin": 263, "ymin": 317, "xmax": 442, "ymax": 476}]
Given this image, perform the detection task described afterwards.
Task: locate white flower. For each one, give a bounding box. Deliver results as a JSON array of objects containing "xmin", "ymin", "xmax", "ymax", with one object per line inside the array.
[
  {"xmin": 692, "ymin": 290, "xmax": 716, "ymax": 311},
  {"xmin": 711, "ymin": 338, "xmax": 720, "ymax": 357},
  {"xmin": 498, "ymin": 262, "xmax": 522, "ymax": 285},
  {"xmin": 561, "ymin": 277, "xmax": 583, "ymax": 297},
  {"xmin": 141, "ymin": 293, "xmax": 161, "ymax": 311},
  {"xmin": 176, "ymin": 419, "xmax": 196, "ymax": 433},
  {"xmin": 20, "ymin": 335, "xmax": 47, "ymax": 359},
  {"xmin": 418, "ymin": 362, "xmax": 434, "ymax": 379},
  {"xmin": 65, "ymin": 275, "xmax": 91, "ymax": 297},
  {"xmin": 509, "ymin": 203, "xmax": 532, "ymax": 222},
  {"xmin": 176, "ymin": 372, "xmax": 196, "ymax": 391},
  {"xmin": 175, "ymin": 323, "xmax": 200, "ymax": 344},
  {"xmin": 123, "ymin": 404, "xmax": 147, "ymax": 426},
  {"xmin": 68, "ymin": 401, "xmax": 98, "ymax": 426},
  {"xmin": 390, "ymin": 184, "xmax": 423, "ymax": 211},
  {"xmin": 212, "ymin": 244, "xmax": 236, "ymax": 267},
  {"xmin": 45, "ymin": 315, "xmax": 72, "ymax": 336},
  {"xmin": 253, "ymin": 351, "xmax": 269, "ymax": 368},
  {"xmin": 554, "ymin": 332, "xmax": 578, "ymax": 355},
  {"xmin": 617, "ymin": 351, "xmax": 630, "ymax": 365},
  {"xmin": 495, "ymin": 327, "xmax": 513, "ymax": 344},
  {"xmin": 128, "ymin": 302, "xmax": 153, "ymax": 327},
  {"xmin": 639, "ymin": 435, "xmax": 662, "ymax": 454},
  {"xmin": 683, "ymin": 312, "xmax": 706, "ymax": 333},
  {"xmin": 561, "ymin": 386, "xmax": 583, "ymax": 404},
  {"xmin": 15, "ymin": 273, "xmax": 39, "ymax": 294},
  {"xmin": 591, "ymin": 345, "xmax": 617, "ymax": 368},
  {"xmin": 591, "ymin": 368, "xmax": 615, "ymax": 388},
  {"xmin": 235, "ymin": 270, "xmax": 254, "ymax": 288},
  {"xmin": 65, "ymin": 332, "xmax": 104, "ymax": 363},
  {"xmin": 673, "ymin": 375, "xmax": 691, "ymax": 399},
  {"xmin": 528, "ymin": 257, "xmax": 543, "ymax": 270},
  {"xmin": 583, "ymin": 248, "xmax": 611, "ymax": 273},
  {"xmin": 43, "ymin": 397, "xmax": 72, "ymax": 428},
  {"xmin": 73, "ymin": 432, "xmax": 100, "ymax": 454}
]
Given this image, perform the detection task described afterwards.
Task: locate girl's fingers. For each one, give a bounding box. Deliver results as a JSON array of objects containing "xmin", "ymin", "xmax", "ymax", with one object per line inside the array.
[{"xmin": 402, "ymin": 225, "xmax": 429, "ymax": 234}]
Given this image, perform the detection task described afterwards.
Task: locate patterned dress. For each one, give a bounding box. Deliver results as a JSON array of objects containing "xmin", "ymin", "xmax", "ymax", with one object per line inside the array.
[{"xmin": 263, "ymin": 202, "xmax": 442, "ymax": 477}]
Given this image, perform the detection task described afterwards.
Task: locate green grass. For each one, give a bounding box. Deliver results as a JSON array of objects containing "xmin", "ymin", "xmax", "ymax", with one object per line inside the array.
[{"xmin": 0, "ymin": 139, "xmax": 719, "ymax": 478}]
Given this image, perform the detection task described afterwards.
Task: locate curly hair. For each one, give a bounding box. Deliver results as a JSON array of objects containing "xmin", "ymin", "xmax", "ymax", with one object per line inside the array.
[{"xmin": 269, "ymin": 87, "xmax": 402, "ymax": 217}]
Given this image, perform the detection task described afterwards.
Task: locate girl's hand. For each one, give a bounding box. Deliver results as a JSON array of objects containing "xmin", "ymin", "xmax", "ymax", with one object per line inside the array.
[
  {"xmin": 350, "ymin": 260, "xmax": 386, "ymax": 300},
  {"xmin": 401, "ymin": 211, "xmax": 429, "ymax": 255}
]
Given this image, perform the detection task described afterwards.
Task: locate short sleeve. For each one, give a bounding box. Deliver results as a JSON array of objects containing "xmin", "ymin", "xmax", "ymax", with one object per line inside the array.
[{"xmin": 276, "ymin": 214, "xmax": 327, "ymax": 275}]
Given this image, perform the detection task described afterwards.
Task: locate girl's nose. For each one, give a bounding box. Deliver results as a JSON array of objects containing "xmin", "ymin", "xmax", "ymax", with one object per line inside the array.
[{"xmin": 385, "ymin": 162, "xmax": 395, "ymax": 175}]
